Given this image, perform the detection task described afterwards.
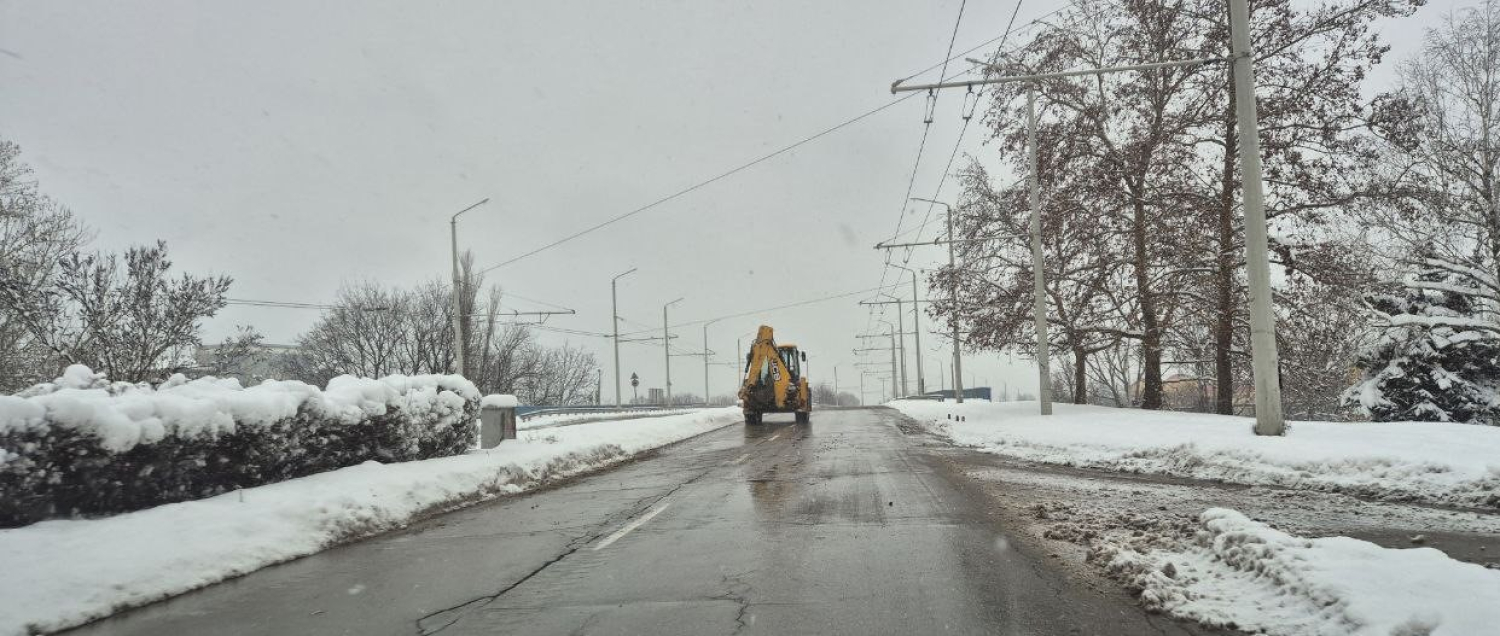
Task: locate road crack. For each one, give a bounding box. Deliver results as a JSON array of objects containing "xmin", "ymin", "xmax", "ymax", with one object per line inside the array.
[
  {"xmin": 714, "ymin": 572, "xmax": 755, "ymax": 635},
  {"xmin": 414, "ymin": 466, "xmax": 719, "ymax": 635}
]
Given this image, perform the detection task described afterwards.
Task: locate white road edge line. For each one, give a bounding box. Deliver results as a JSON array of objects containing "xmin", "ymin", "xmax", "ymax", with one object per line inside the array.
[
  {"xmin": 592, "ymin": 503, "xmax": 671, "ymax": 551},
  {"xmin": 732, "ymin": 452, "xmax": 751, "ymax": 464}
]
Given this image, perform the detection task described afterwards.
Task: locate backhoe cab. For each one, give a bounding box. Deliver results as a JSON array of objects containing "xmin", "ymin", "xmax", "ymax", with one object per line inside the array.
[{"xmin": 739, "ymin": 325, "xmax": 811, "ymax": 425}]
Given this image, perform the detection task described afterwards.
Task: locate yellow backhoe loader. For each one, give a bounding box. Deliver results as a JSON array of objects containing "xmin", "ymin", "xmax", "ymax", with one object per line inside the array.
[{"xmin": 738, "ymin": 325, "xmax": 811, "ymax": 424}]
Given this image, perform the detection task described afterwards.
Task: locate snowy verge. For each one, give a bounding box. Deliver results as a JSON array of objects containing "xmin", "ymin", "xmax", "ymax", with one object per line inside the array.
[
  {"xmin": 890, "ymin": 400, "xmax": 1500, "ymax": 509},
  {"xmin": 0, "ymin": 407, "xmax": 741, "ymax": 636},
  {"xmin": 1093, "ymin": 508, "xmax": 1500, "ymax": 635}
]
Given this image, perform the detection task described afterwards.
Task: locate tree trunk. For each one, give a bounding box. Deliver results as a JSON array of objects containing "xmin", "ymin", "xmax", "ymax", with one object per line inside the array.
[
  {"xmin": 1073, "ymin": 345, "xmax": 1088, "ymax": 405},
  {"xmin": 1130, "ymin": 184, "xmax": 1165, "ymax": 410},
  {"xmin": 1214, "ymin": 85, "xmax": 1239, "ymax": 416}
]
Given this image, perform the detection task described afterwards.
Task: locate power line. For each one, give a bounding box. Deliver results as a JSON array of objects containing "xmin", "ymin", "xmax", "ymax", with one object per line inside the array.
[
  {"xmin": 616, "ymin": 284, "xmax": 896, "ymax": 338},
  {"xmin": 477, "ymin": 96, "xmax": 920, "ymax": 275},
  {"xmin": 872, "ymin": 0, "xmax": 974, "ymax": 335},
  {"xmin": 500, "ymin": 290, "xmax": 577, "ymax": 312},
  {"xmin": 478, "ymin": 9, "xmax": 1066, "ymax": 276},
  {"xmin": 225, "ymin": 298, "xmax": 335, "ymax": 310},
  {"xmin": 904, "ymin": 0, "xmax": 1027, "ymax": 265}
]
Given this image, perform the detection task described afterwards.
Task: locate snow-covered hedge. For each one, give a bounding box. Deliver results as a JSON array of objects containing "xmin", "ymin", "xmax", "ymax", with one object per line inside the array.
[{"xmin": 0, "ymin": 365, "xmax": 479, "ymax": 528}]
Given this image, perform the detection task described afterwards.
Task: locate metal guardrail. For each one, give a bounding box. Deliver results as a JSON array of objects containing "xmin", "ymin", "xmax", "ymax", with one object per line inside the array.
[{"xmin": 516, "ymin": 405, "xmax": 710, "ymax": 421}]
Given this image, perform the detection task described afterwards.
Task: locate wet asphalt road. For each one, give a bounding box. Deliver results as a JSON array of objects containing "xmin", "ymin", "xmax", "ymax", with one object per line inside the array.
[{"xmin": 68, "ymin": 407, "xmax": 1211, "ymax": 636}]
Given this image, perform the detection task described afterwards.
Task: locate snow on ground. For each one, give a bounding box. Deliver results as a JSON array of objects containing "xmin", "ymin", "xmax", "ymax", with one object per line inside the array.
[
  {"xmin": 0, "ymin": 407, "xmax": 740, "ymax": 636},
  {"xmin": 1093, "ymin": 508, "xmax": 1500, "ymax": 636},
  {"xmin": 890, "ymin": 400, "xmax": 1500, "ymax": 510}
]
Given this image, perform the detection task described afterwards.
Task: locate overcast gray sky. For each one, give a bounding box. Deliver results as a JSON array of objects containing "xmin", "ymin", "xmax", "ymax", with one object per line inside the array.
[{"xmin": 0, "ymin": 0, "xmax": 1463, "ymax": 401}]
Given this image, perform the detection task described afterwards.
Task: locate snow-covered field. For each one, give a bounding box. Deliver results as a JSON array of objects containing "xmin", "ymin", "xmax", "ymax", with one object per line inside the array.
[
  {"xmin": 895, "ymin": 400, "xmax": 1500, "ymax": 635},
  {"xmin": 1095, "ymin": 509, "xmax": 1500, "ymax": 636},
  {"xmin": 0, "ymin": 407, "xmax": 740, "ymax": 636},
  {"xmin": 891, "ymin": 400, "xmax": 1500, "ymax": 509}
]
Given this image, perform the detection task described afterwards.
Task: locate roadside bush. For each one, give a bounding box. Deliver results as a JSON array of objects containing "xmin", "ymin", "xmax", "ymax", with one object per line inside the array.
[{"xmin": 0, "ymin": 365, "xmax": 479, "ymax": 527}]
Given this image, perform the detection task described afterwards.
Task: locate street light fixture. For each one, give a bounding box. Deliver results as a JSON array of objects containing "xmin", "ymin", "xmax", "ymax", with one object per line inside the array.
[
  {"xmin": 611, "ymin": 267, "xmax": 638, "ymax": 408},
  {"xmin": 449, "ymin": 197, "xmax": 491, "ymax": 377},
  {"xmin": 663, "ymin": 297, "xmax": 684, "ymax": 405}
]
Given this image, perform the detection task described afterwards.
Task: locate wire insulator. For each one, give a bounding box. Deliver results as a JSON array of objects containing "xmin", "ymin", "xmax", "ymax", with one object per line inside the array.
[
  {"xmin": 961, "ymin": 85, "xmax": 979, "ymax": 121},
  {"xmin": 923, "ymin": 89, "xmax": 937, "ymax": 125}
]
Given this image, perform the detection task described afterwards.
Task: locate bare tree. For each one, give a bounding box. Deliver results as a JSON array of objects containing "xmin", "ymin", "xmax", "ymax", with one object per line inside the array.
[
  {"xmin": 0, "ymin": 140, "xmax": 92, "ymax": 390},
  {"xmin": 1, "ymin": 241, "xmax": 231, "ymax": 383}
]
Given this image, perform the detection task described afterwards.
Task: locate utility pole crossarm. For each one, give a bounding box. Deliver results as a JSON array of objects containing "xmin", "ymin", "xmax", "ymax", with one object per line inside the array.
[
  {"xmin": 889, "ymin": 57, "xmax": 1228, "ymax": 94},
  {"xmin": 875, "ymin": 236, "xmax": 1022, "ymax": 249}
]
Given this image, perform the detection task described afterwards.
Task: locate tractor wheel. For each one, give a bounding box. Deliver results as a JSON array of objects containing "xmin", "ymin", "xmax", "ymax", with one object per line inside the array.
[
  {"xmin": 744, "ymin": 412, "xmax": 761, "ymax": 425},
  {"xmin": 795, "ymin": 411, "xmax": 810, "ymax": 424}
]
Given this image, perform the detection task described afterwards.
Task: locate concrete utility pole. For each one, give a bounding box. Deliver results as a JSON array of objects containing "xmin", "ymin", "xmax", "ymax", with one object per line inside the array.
[
  {"xmin": 663, "ymin": 298, "xmax": 683, "ymax": 406},
  {"xmin": 883, "ymin": 322, "xmax": 899, "ymax": 401},
  {"xmin": 946, "ymin": 208, "xmax": 965, "ymax": 404},
  {"xmin": 892, "ymin": 264, "xmax": 925, "ymax": 395},
  {"xmin": 448, "ymin": 198, "xmax": 490, "ymax": 377},
  {"xmin": 875, "ymin": 294, "xmax": 909, "ymax": 397},
  {"xmin": 902, "ymin": 197, "xmax": 967, "ymax": 403},
  {"xmin": 611, "ymin": 268, "xmax": 637, "ymax": 408},
  {"xmin": 1027, "ymin": 87, "xmax": 1053, "ymax": 415},
  {"xmin": 1229, "ymin": 0, "xmax": 1286, "ymax": 435}
]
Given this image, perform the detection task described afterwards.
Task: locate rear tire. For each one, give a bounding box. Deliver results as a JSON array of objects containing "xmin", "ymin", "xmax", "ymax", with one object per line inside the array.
[
  {"xmin": 795, "ymin": 411, "xmax": 810, "ymax": 424},
  {"xmin": 744, "ymin": 412, "xmax": 761, "ymax": 425}
]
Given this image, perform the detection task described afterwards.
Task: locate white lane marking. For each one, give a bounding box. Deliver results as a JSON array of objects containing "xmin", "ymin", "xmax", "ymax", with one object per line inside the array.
[
  {"xmin": 732, "ymin": 452, "xmax": 751, "ymax": 464},
  {"xmin": 593, "ymin": 503, "xmax": 671, "ymax": 551},
  {"xmin": 768, "ymin": 431, "xmax": 783, "ymax": 441}
]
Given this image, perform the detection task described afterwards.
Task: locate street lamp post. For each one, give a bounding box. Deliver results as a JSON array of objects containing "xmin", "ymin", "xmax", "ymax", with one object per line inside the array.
[
  {"xmin": 611, "ymin": 268, "xmax": 638, "ymax": 408},
  {"xmin": 891, "ymin": 263, "xmax": 925, "ymax": 395},
  {"xmin": 912, "ymin": 199, "xmax": 965, "ymax": 404},
  {"xmin": 663, "ymin": 298, "xmax": 684, "ymax": 405},
  {"xmin": 877, "ymin": 319, "xmax": 898, "ymax": 401},
  {"xmin": 449, "ymin": 197, "xmax": 491, "ymax": 377},
  {"xmin": 875, "ymin": 293, "xmax": 908, "ymax": 398}
]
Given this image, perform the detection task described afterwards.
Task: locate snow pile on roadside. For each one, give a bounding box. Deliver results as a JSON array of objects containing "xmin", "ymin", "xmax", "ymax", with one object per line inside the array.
[
  {"xmin": 1, "ymin": 365, "xmax": 479, "ymax": 453},
  {"xmin": 0, "ymin": 407, "xmax": 740, "ymax": 636},
  {"xmin": 890, "ymin": 400, "xmax": 1500, "ymax": 509},
  {"xmin": 481, "ymin": 394, "xmax": 519, "ymax": 408},
  {"xmin": 1092, "ymin": 508, "xmax": 1500, "ymax": 635}
]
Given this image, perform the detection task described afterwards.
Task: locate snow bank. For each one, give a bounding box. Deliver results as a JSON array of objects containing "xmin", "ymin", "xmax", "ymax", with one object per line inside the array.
[
  {"xmin": 890, "ymin": 400, "xmax": 1500, "ymax": 509},
  {"xmin": 1093, "ymin": 508, "xmax": 1500, "ymax": 635},
  {"xmin": 2, "ymin": 366, "xmax": 481, "ymax": 527},
  {"xmin": 2, "ymin": 365, "xmax": 480, "ymax": 452},
  {"xmin": 0, "ymin": 407, "xmax": 740, "ymax": 636}
]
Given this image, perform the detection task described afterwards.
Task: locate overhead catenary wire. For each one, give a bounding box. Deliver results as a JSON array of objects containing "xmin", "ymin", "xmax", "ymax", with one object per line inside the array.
[
  {"xmin": 870, "ymin": 0, "xmax": 975, "ymax": 336},
  {"xmin": 614, "ymin": 284, "xmax": 897, "ymax": 339},
  {"xmin": 904, "ymin": 0, "xmax": 1026, "ymax": 266}
]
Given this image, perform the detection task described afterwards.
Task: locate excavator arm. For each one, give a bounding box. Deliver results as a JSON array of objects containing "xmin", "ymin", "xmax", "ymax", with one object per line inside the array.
[{"xmin": 739, "ymin": 325, "xmax": 793, "ymax": 408}]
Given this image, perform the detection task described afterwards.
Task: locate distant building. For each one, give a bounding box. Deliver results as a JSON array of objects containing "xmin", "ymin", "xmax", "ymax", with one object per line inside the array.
[{"xmin": 647, "ymin": 387, "xmax": 666, "ymax": 405}]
